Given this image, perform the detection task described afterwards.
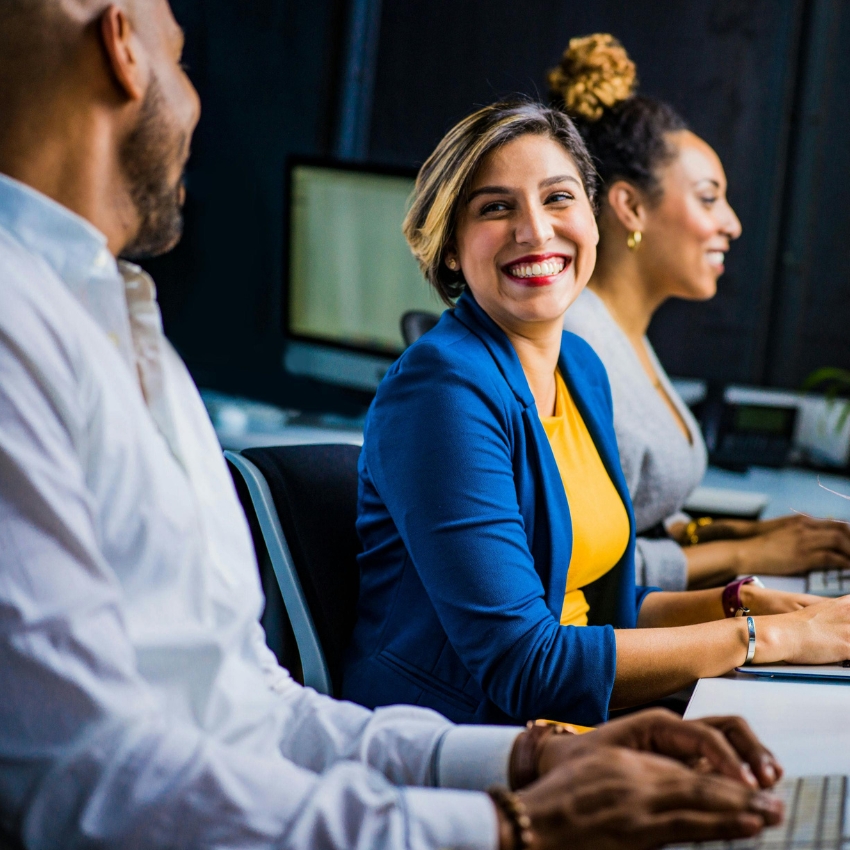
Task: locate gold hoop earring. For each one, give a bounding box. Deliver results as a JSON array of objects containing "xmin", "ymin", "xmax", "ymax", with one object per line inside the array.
[{"xmin": 627, "ymin": 231, "xmax": 642, "ymax": 251}]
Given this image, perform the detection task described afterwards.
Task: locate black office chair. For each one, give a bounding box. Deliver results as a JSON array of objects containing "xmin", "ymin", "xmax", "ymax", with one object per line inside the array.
[
  {"xmin": 400, "ymin": 310, "xmax": 441, "ymax": 347},
  {"xmin": 226, "ymin": 444, "xmax": 362, "ymax": 697}
]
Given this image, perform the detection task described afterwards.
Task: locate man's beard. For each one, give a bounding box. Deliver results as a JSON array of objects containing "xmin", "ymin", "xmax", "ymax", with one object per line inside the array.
[{"xmin": 120, "ymin": 74, "xmax": 188, "ymax": 260}]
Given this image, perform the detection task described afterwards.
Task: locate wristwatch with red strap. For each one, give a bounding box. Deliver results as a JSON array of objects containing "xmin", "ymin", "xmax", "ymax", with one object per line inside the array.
[{"xmin": 722, "ymin": 575, "xmax": 765, "ymax": 618}]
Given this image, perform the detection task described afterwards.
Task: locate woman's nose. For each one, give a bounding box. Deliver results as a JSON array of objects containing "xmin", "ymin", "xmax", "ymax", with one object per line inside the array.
[
  {"xmin": 722, "ymin": 201, "xmax": 743, "ymax": 241},
  {"xmin": 515, "ymin": 204, "xmax": 554, "ymax": 245}
]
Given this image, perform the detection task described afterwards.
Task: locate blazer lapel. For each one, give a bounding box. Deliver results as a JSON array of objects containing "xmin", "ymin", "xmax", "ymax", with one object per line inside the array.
[
  {"xmin": 450, "ymin": 293, "xmax": 574, "ymax": 617},
  {"xmin": 450, "ymin": 293, "xmax": 535, "ymax": 409},
  {"xmin": 558, "ymin": 339, "xmax": 637, "ymax": 545}
]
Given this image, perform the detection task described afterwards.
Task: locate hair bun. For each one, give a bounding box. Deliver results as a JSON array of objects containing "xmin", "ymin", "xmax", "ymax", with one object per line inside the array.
[{"xmin": 548, "ymin": 33, "xmax": 637, "ymax": 122}]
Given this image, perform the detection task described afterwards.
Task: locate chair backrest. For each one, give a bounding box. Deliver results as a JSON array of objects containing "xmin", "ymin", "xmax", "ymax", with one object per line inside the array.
[
  {"xmin": 400, "ymin": 310, "xmax": 440, "ymax": 347},
  {"xmin": 227, "ymin": 456, "xmax": 304, "ymax": 682},
  {"xmin": 238, "ymin": 444, "xmax": 362, "ymax": 695}
]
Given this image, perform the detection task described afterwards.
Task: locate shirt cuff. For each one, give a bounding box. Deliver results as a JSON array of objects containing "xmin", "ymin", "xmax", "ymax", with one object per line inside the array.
[
  {"xmin": 404, "ymin": 787, "xmax": 499, "ymax": 850},
  {"xmin": 436, "ymin": 725, "xmax": 522, "ymax": 790}
]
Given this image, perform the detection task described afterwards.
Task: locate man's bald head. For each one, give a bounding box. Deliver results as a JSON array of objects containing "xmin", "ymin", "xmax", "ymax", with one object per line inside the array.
[
  {"xmin": 0, "ymin": 0, "xmax": 200, "ymax": 258},
  {"xmin": 0, "ymin": 0, "xmax": 155, "ymax": 129},
  {"xmin": 0, "ymin": 2, "xmax": 75, "ymax": 114}
]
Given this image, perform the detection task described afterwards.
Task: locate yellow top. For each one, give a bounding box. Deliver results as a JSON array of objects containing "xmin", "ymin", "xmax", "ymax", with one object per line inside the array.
[{"xmin": 540, "ymin": 371, "xmax": 630, "ymax": 627}]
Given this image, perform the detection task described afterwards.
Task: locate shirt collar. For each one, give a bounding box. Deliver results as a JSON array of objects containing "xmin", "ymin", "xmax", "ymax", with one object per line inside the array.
[{"xmin": 0, "ymin": 172, "xmax": 113, "ymax": 283}]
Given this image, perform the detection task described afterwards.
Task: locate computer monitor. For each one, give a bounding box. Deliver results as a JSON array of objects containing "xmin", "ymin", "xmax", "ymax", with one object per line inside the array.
[{"xmin": 283, "ymin": 158, "xmax": 444, "ymax": 393}]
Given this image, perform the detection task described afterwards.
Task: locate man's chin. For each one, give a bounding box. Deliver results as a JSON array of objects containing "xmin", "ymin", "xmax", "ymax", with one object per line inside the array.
[{"xmin": 120, "ymin": 212, "xmax": 184, "ymax": 261}]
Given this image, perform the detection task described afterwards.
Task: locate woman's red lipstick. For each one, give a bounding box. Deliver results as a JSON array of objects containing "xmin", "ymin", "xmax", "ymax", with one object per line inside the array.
[{"xmin": 501, "ymin": 253, "xmax": 572, "ymax": 287}]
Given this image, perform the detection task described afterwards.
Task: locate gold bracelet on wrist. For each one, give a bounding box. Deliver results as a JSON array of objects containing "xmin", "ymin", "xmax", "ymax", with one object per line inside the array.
[{"xmin": 684, "ymin": 516, "xmax": 713, "ymax": 545}]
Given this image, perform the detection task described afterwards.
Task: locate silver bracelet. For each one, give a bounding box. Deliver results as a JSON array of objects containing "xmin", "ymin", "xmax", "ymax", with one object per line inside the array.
[{"xmin": 744, "ymin": 616, "xmax": 756, "ymax": 665}]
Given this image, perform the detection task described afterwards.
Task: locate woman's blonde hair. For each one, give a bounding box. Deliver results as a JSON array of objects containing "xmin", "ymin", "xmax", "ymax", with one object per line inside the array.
[{"xmin": 402, "ymin": 99, "xmax": 596, "ymax": 306}]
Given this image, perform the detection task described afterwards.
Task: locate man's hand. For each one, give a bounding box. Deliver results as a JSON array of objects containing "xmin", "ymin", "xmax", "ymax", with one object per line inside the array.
[
  {"xmin": 508, "ymin": 746, "xmax": 782, "ymax": 850},
  {"xmin": 534, "ymin": 708, "xmax": 782, "ymax": 790}
]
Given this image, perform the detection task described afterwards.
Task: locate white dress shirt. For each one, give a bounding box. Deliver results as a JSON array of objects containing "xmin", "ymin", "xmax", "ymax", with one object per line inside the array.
[{"xmin": 0, "ymin": 173, "xmax": 520, "ymax": 849}]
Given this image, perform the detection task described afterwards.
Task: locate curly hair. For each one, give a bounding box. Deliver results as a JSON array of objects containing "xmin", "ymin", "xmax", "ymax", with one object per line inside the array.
[
  {"xmin": 403, "ymin": 99, "xmax": 597, "ymax": 306},
  {"xmin": 548, "ymin": 33, "xmax": 687, "ymax": 199}
]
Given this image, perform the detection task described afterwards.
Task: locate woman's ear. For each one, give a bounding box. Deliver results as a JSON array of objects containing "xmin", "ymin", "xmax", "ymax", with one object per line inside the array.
[
  {"xmin": 443, "ymin": 243, "xmax": 460, "ymax": 272},
  {"xmin": 606, "ymin": 181, "xmax": 647, "ymax": 233}
]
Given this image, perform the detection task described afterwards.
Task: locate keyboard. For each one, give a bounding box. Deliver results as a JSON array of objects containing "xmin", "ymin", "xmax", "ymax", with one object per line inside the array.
[
  {"xmin": 666, "ymin": 775, "xmax": 849, "ymax": 849},
  {"xmin": 806, "ymin": 569, "xmax": 850, "ymax": 597}
]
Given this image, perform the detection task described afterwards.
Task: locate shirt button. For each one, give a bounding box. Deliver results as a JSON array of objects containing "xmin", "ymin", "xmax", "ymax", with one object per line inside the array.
[{"xmin": 93, "ymin": 249, "xmax": 110, "ymax": 269}]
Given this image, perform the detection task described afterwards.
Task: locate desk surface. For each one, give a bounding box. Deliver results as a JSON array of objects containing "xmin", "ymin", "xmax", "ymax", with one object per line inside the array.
[
  {"xmin": 702, "ymin": 465, "xmax": 850, "ymax": 521},
  {"xmin": 685, "ymin": 673, "xmax": 850, "ymax": 775}
]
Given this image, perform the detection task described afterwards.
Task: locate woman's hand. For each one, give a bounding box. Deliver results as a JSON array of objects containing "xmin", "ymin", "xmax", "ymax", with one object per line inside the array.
[
  {"xmin": 512, "ymin": 746, "xmax": 782, "ymax": 850},
  {"xmin": 734, "ymin": 515, "xmax": 850, "ymax": 575},
  {"xmin": 536, "ymin": 708, "xmax": 782, "ymax": 789},
  {"xmin": 740, "ymin": 583, "xmax": 823, "ymax": 615},
  {"xmin": 757, "ymin": 594, "xmax": 850, "ymax": 664}
]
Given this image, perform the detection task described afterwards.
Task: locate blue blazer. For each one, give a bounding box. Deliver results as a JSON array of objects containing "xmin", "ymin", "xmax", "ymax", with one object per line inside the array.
[{"xmin": 342, "ymin": 292, "xmax": 657, "ymax": 725}]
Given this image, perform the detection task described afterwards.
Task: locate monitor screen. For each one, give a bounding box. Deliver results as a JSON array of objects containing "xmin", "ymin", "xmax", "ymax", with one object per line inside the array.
[{"xmin": 284, "ymin": 160, "xmax": 444, "ymax": 391}]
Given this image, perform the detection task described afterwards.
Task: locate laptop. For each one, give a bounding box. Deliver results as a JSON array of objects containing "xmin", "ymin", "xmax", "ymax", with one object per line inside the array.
[
  {"xmin": 666, "ymin": 774, "xmax": 849, "ymax": 848},
  {"xmin": 735, "ymin": 663, "xmax": 850, "ymax": 681}
]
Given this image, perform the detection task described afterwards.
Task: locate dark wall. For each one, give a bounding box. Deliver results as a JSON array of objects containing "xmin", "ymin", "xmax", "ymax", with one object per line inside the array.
[
  {"xmin": 766, "ymin": 0, "xmax": 850, "ymax": 387},
  {"xmin": 148, "ymin": 0, "xmax": 850, "ymax": 412},
  {"xmin": 369, "ymin": 0, "xmax": 806, "ymax": 385}
]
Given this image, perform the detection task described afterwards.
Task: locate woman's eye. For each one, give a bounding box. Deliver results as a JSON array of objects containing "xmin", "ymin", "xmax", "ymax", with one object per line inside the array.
[
  {"xmin": 701, "ymin": 196, "xmax": 718, "ymax": 207},
  {"xmin": 546, "ymin": 191, "xmax": 575, "ymax": 204},
  {"xmin": 480, "ymin": 201, "xmax": 510, "ymax": 214}
]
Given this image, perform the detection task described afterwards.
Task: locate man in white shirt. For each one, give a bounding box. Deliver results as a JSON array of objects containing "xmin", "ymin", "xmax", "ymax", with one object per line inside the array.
[{"xmin": 0, "ymin": 1, "xmax": 783, "ymax": 848}]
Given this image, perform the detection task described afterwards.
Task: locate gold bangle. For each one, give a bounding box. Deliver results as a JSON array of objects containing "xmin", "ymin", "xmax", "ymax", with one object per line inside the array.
[{"xmin": 684, "ymin": 516, "xmax": 713, "ymax": 546}]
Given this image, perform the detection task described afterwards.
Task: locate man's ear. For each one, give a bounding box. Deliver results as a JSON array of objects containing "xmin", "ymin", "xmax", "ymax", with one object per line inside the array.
[
  {"xmin": 606, "ymin": 181, "xmax": 647, "ymax": 234},
  {"xmin": 100, "ymin": 4, "xmax": 146, "ymax": 101}
]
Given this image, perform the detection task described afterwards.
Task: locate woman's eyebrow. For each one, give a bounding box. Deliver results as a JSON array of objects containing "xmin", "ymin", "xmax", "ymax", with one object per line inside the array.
[
  {"xmin": 540, "ymin": 174, "xmax": 580, "ymax": 188},
  {"xmin": 693, "ymin": 178, "xmax": 721, "ymax": 189},
  {"xmin": 467, "ymin": 174, "xmax": 580, "ymax": 203},
  {"xmin": 467, "ymin": 185, "xmax": 512, "ymax": 202}
]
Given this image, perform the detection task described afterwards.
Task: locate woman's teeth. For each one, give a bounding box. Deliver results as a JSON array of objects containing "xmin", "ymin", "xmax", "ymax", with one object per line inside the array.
[
  {"xmin": 508, "ymin": 258, "xmax": 567, "ymax": 278},
  {"xmin": 706, "ymin": 251, "xmax": 725, "ymax": 266}
]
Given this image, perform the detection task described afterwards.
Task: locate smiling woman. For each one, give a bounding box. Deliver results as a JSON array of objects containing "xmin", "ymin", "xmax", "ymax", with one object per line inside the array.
[
  {"xmin": 555, "ymin": 34, "xmax": 850, "ymax": 592},
  {"xmin": 341, "ymin": 99, "xmax": 850, "ymax": 727}
]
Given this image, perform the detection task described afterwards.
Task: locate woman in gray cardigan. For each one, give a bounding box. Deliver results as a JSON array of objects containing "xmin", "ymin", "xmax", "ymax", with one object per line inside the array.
[{"xmin": 553, "ymin": 34, "xmax": 850, "ymax": 589}]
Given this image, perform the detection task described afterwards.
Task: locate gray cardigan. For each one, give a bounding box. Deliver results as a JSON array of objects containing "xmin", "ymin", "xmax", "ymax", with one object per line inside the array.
[{"xmin": 563, "ymin": 289, "xmax": 707, "ymax": 590}]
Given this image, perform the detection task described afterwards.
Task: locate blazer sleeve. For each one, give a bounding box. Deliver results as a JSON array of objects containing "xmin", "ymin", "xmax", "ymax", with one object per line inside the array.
[{"xmin": 365, "ymin": 340, "xmax": 617, "ymax": 725}]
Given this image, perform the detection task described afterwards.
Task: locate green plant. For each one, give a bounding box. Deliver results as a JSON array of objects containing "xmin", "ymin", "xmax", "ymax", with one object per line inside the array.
[{"xmin": 803, "ymin": 367, "xmax": 850, "ymax": 431}]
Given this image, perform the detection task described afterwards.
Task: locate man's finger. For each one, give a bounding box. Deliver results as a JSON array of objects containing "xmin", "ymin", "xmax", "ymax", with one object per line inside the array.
[
  {"xmin": 650, "ymin": 717, "xmax": 757, "ymax": 787},
  {"xmin": 646, "ymin": 771, "xmax": 765, "ymax": 815},
  {"xmin": 645, "ymin": 809, "xmax": 765, "ymax": 847},
  {"xmin": 697, "ymin": 716, "xmax": 783, "ymax": 788}
]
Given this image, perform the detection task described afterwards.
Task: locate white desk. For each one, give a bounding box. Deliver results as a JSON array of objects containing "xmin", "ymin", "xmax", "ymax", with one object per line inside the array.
[
  {"xmin": 685, "ymin": 673, "xmax": 850, "ymax": 775},
  {"xmin": 702, "ymin": 465, "xmax": 850, "ymax": 522},
  {"xmin": 217, "ymin": 423, "xmax": 363, "ymax": 452},
  {"xmin": 200, "ymin": 390, "xmax": 364, "ymax": 452}
]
